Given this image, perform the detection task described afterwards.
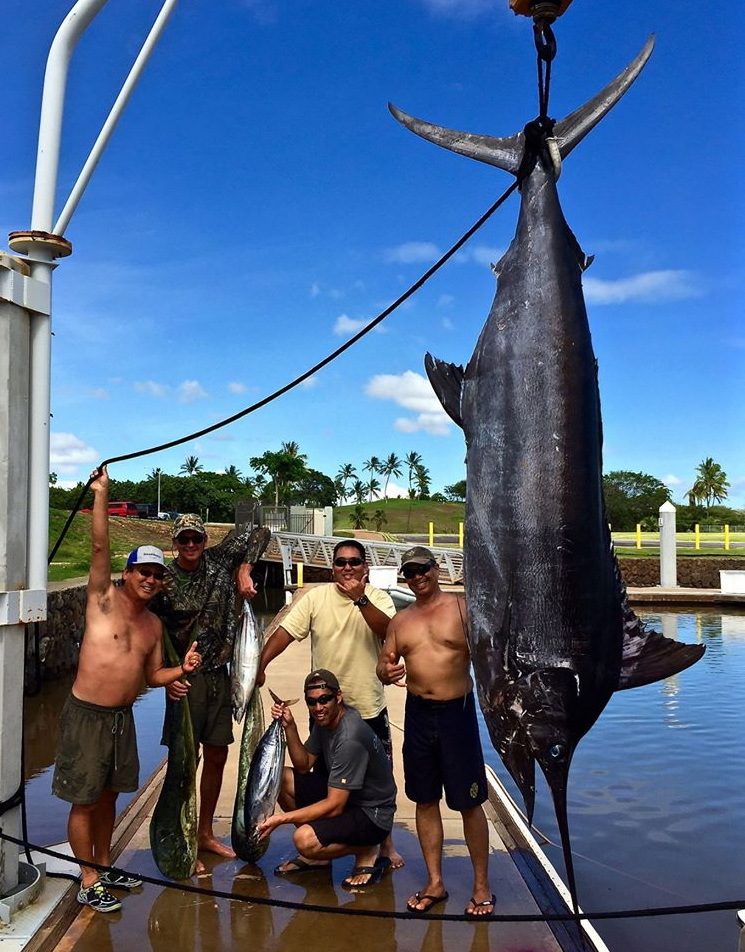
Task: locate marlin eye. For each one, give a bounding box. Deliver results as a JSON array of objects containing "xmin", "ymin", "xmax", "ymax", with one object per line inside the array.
[{"xmin": 549, "ymin": 744, "xmax": 564, "ymax": 759}]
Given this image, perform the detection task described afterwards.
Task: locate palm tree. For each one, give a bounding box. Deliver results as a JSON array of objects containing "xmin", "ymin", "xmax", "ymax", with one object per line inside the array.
[
  {"xmin": 413, "ymin": 463, "xmax": 431, "ymax": 499},
  {"xmin": 281, "ymin": 440, "xmax": 307, "ymax": 462},
  {"xmin": 351, "ymin": 480, "xmax": 367, "ymax": 505},
  {"xmin": 404, "ymin": 450, "xmax": 423, "ymax": 498},
  {"xmin": 249, "ymin": 449, "xmax": 307, "ymax": 506},
  {"xmin": 350, "ymin": 504, "xmax": 369, "ymax": 529},
  {"xmin": 180, "ymin": 455, "xmax": 203, "ymax": 476},
  {"xmin": 380, "ymin": 452, "xmax": 402, "ymax": 501},
  {"xmin": 363, "ymin": 456, "xmax": 381, "ymax": 478},
  {"xmin": 224, "ymin": 463, "xmax": 243, "ymax": 479},
  {"xmin": 336, "ymin": 463, "xmax": 357, "ymax": 500},
  {"xmin": 366, "ymin": 476, "xmax": 381, "ymax": 503},
  {"xmin": 372, "ymin": 508, "xmax": 387, "ymax": 531},
  {"xmin": 147, "ymin": 466, "xmax": 162, "ymax": 480},
  {"xmin": 689, "ymin": 457, "xmax": 730, "ymax": 510}
]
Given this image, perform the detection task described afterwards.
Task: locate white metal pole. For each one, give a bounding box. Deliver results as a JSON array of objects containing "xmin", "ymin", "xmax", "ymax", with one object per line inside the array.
[{"xmin": 659, "ymin": 501, "xmax": 677, "ymax": 588}]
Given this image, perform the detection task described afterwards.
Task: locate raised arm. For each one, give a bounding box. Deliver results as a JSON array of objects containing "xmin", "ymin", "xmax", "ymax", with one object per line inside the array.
[{"xmin": 88, "ymin": 466, "xmax": 112, "ymax": 599}]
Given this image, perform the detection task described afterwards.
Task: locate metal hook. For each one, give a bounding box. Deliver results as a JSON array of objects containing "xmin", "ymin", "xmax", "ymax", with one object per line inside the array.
[{"xmin": 533, "ymin": 19, "xmax": 557, "ymax": 62}]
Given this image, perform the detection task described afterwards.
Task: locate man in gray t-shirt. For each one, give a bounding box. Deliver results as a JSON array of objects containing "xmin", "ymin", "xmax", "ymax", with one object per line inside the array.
[{"xmin": 257, "ymin": 669, "xmax": 397, "ymax": 889}]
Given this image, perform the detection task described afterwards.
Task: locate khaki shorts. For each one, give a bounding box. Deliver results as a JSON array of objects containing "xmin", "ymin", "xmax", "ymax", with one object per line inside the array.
[
  {"xmin": 161, "ymin": 666, "xmax": 233, "ymax": 749},
  {"xmin": 52, "ymin": 694, "xmax": 139, "ymax": 805}
]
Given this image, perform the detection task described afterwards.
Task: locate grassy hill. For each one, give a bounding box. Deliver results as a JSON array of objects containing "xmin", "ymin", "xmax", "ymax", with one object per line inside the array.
[{"xmin": 334, "ymin": 499, "xmax": 465, "ymax": 535}]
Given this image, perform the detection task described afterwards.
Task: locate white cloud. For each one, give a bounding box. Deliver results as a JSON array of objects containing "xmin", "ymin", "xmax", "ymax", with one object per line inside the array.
[
  {"xmin": 50, "ymin": 432, "xmax": 98, "ymax": 474},
  {"xmin": 460, "ymin": 244, "xmax": 504, "ymax": 267},
  {"xmin": 228, "ymin": 381, "xmax": 247, "ymax": 394},
  {"xmin": 178, "ymin": 380, "xmax": 208, "ymax": 403},
  {"xmin": 300, "ymin": 375, "xmax": 319, "ymax": 389},
  {"xmin": 663, "ymin": 474, "xmax": 683, "ymax": 487},
  {"xmin": 437, "ymin": 294, "xmax": 455, "ymax": 308},
  {"xmin": 334, "ymin": 314, "xmax": 366, "ymax": 336},
  {"xmin": 85, "ymin": 387, "xmax": 109, "ymax": 400},
  {"xmin": 416, "ymin": 0, "xmax": 500, "ymax": 17},
  {"xmin": 384, "ymin": 241, "xmax": 440, "ymax": 264},
  {"xmin": 134, "ymin": 380, "xmax": 168, "ymax": 398},
  {"xmin": 583, "ymin": 270, "xmax": 703, "ymax": 305},
  {"xmin": 365, "ymin": 371, "xmax": 452, "ymax": 436},
  {"xmin": 442, "ymin": 317, "xmax": 454, "ymax": 330},
  {"xmin": 309, "ymin": 282, "xmax": 321, "ymax": 298}
]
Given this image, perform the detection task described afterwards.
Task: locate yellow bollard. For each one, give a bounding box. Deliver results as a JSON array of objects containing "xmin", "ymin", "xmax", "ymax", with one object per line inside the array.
[
  {"xmin": 636, "ymin": 524, "xmax": 641, "ymax": 549},
  {"xmin": 297, "ymin": 562, "xmax": 304, "ymax": 587},
  {"xmin": 459, "ymin": 522, "xmax": 464, "ymax": 548},
  {"xmin": 694, "ymin": 524, "xmax": 700, "ymax": 550},
  {"xmin": 725, "ymin": 525, "xmax": 730, "ymax": 551},
  {"xmin": 429, "ymin": 522, "xmax": 434, "ymax": 546}
]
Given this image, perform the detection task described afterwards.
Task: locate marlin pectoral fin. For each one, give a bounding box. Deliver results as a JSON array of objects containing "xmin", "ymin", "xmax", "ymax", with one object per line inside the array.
[
  {"xmin": 425, "ymin": 353, "xmax": 465, "ymax": 428},
  {"xmin": 617, "ymin": 619, "xmax": 705, "ymax": 690}
]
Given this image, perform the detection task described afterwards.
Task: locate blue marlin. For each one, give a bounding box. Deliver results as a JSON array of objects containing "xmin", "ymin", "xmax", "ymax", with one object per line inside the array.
[{"xmin": 390, "ymin": 36, "xmax": 704, "ymax": 909}]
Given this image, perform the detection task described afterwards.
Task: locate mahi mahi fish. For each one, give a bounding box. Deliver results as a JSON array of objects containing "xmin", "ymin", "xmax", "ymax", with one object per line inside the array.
[
  {"xmin": 239, "ymin": 689, "xmax": 297, "ymax": 863},
  {"xmin": 391, "ymin": 36, "xmax": 704, "ymax": 908},
  {"xmin": 150, "ymin": 633, "xmax": 198, "ymax": 879},
  {"xmin": 231, "ymin": 599, "xmax": 262, "ymax": 723}
]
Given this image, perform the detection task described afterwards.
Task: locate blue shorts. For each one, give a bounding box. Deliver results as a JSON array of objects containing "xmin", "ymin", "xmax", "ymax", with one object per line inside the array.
[{"xmin": 403, "ymin": 691, "xmax": 487, "ymax": 812}]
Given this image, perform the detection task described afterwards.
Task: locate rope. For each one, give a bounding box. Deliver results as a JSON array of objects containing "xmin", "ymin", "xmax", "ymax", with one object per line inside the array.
[
  {"xmin": 2, "ymin": 832, "xmax": 744, "ymax": 924},
  {"xmin": 47, "ymin": 184, "xmax": 518, "ymax": 565}
]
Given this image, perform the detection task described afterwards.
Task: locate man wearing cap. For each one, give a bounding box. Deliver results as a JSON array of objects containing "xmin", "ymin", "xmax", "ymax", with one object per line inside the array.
[
  {"xmin": 256, "ymin": 538, "xmax": 402, "ymax": 873},
  {"xmin": 53, "ymin": 465, "xmax": 202, "ymax": 913},
  {"xmin": 257, "ymin": 669, "xmax": 396, "ymax": 889},
  {"xmin": 376, "ymin": 546, "xmax": 494, "ymax": 918},
  {"xmin": 152, "ymin": 513, "xmax": 270, "ymax": 862}
]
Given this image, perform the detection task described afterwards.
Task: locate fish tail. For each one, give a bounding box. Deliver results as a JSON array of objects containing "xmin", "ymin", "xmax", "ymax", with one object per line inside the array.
[{"xmin": 267, "ymin": 688, "xmax": 299, "ymax": 707}]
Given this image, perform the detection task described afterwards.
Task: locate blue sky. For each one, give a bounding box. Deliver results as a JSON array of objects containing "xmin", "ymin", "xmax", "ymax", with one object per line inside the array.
[{"xmin": 3, "ymin": 0, "xmax": 743, "ymax": 507}]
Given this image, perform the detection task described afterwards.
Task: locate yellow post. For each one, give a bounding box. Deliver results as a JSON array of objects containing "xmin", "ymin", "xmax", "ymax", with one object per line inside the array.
[
  {"xmin": 459, "ymin": 522, "xmax": 464, "ymax": 548},
  {"xmin": 725, "ymin": 525, "xmax": 730, "ymax": 551},
  {"xmin": 636, "ymin": 524, "xmax": 641, "ymax": 549},
  {"xmin": 694, "ymin": 524, "xmax": 700, "ymax": 550},
  {"xmin": 296, "ymin": 562, "xmax": 304, "ymax": 587},
  {"xmin": 429, "ymin": 522, "xmax": 434, "ymax": 546}
]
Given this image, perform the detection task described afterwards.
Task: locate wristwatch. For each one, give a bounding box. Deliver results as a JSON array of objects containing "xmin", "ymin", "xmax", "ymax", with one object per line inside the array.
[{"xmin": 354, "ymin": 594, "xmax": 370, "ymax": 608}]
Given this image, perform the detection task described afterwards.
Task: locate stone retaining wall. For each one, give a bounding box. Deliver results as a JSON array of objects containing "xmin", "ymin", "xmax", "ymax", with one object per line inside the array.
[{"xmin": 618, "ymin": 557, "xmax": 744, "ymax": 588}]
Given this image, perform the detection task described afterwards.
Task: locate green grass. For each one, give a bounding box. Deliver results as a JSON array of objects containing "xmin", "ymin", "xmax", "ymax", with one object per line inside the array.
[{"xmin": 334, "ymin": 498, "xmax": 465, "ymax": 535}]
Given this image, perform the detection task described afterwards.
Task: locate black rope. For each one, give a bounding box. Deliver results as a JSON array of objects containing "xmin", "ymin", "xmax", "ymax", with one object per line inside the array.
[
  {"xmin": 47, "ymin": 184, "xmax": 518, "ymax": 565},
  {"xmin": 3, "ymin": 832, "xmax": 744, "ymax": 924},
  {"xmin": 534, "ymin": 19, "xmax": 556, "ymax": 118},
  {"xmin": 0, "ymin": 788, "xmax": 24, "ymax": 818}
]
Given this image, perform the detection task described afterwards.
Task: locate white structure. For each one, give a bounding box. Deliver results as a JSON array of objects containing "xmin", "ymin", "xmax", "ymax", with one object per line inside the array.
[{"xmin": 659, "ymin": 500, "xmax": 677, "ymax": 588}]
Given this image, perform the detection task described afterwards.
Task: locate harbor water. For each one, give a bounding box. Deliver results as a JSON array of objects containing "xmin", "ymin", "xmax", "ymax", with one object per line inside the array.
[{"xmin": 23, "ymin": 601, "xmax": 744, "ymax": 952}]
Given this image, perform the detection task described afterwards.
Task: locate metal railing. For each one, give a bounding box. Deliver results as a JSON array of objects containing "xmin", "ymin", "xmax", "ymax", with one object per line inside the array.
[{"xmin": 264, "ymin": 532, "xmax": 463, "ymax": 585}]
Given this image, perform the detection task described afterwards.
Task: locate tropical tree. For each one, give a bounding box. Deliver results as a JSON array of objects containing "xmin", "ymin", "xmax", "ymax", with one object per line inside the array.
[
  {"xmin": 366, "ymin": 476, "xmax": 381, "ymax": 503},
  {"xmin": 413, "ymin": 463, "xmax": 431, "ymax": 499},
  {"xmin": 688, "ymin": 457, "xmax": 730, "ymax": 510},
  {"xmin": 224, "ymin": 463, "xmax": 242, "ymax": 480},
  {"xmin": 180, "ymin": 455, "xmax": 203, "ymax": 476},
  {"xmin": 249, "ymin": 449, "xmax": 308, "ymax": 506},
  {"xmin": 350, "ymin": 504, "xmax": 369, "ymax": 529},
  {"xmin": 351, "ymin": 480, "xmax": 367, "ymax": 505},
  {"xmin": 380, "ymin": 452, "xmax": 403, "ymax": 501},
  {"xmin": 372, "ymin": 508, "xmax": 388, "ymax": 531},
  {"xmin": 49, "ymin": 472, "xmax": 58, "ymax": 486},
  {"xmin": 404, "ymin": 451, "xmax": 423, "ymax": 498},
  {"xmin": 147, "ymin": 466, "xmax": 162, "ymax": 480},
  {"xmin": 444, "ymin": 479, "xmax": 467, "ymax": 502},
  {"xmin": 603, "ymin": 471, "xmax": 672, "ymax": 530},
  {"xmin": 280, "ymin": 440, "xmax": 307, "ymax": 462},
  {"xmin": 336, "ymin": 462, "xmax": 357, "ymax": 500}
]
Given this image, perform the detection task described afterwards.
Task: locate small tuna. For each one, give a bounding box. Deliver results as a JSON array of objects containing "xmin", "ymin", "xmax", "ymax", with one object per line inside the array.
[
  {"xmin": 239, "ymin": 689, "xmax": 297, "ymax": 863},
  {"xmin": 231, "ymin": 683, "xmax": 266, "ymax": 861},
  {"xmin": 231, "ymin": 599, "xmax": 262, "ymax": 723}
]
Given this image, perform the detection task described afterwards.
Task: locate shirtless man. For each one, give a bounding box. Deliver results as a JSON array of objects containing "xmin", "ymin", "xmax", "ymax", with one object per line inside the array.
[
  {"xmin": 376, "ymin": 546, "xmax": 494, "ymax": 918},
  {"xmin": 52, "ymin": 466, "xmax": 201, "ymax": 913}
]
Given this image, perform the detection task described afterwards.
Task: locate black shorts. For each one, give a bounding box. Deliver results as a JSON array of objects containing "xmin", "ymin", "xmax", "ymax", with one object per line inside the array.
[
  {"xmin": 403, "ymin": 691, "xmax": 487, "ymax": 812},
  {"xmin": 293, "ymin": 771, "xmax": 389, "ymax": 848}
]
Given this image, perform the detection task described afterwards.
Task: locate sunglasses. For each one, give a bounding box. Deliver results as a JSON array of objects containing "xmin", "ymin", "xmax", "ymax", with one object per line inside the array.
[
  {"xmin": 135, "ymin": 567, "xmax": 165, "ymax": 581},
  {"xmin": 402, "ymin": 562, "xmax": 435, "ymax": 580},
  {"xmin": 333, "ymin": 557, "xmax": 364, "ymax": 568},
  {"xmin": 176, "ymin": 533, "xmax": 205, "ymax": 545},
  {"xmin": 305, "ymin": 693, "xmax": 337, "ymax": 707}
]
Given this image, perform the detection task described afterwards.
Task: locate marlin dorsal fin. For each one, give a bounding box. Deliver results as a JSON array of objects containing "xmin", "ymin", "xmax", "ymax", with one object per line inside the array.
[{"xmin": 425, "ymin": 352, "xmax": 464, "ymax": 428}]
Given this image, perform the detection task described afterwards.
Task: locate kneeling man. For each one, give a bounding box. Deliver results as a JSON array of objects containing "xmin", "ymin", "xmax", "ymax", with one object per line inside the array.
[{"xmin": 257, "ymin": 669, "xmax": 396, "ymax": 888}]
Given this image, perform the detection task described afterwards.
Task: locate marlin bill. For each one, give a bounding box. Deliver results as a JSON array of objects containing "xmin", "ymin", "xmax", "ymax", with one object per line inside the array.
[{"xmin": 390, "ymin": 35, "xmax": 704, "ymax": 910}]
